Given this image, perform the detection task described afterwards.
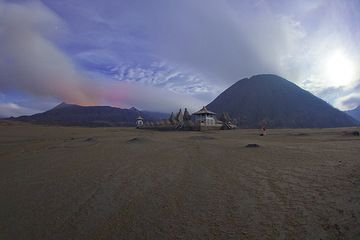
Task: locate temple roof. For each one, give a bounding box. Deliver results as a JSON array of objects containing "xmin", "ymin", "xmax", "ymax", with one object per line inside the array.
[
  {"xmin": 192, "ymin": 106, "xmax": 216, "ymax": 115},
  {"xmin": 183, "ymin": 108, "xmax": 191, "ymax": 121},
  {"xmin": 168, "ymin": 112, "xmax": 175, "ymax": 122},
  {"xmin": 175, "ymin": 109, "xmax": 184, "ymax": 122},
  {"xmin": 137, "ymin": 116, "xmax": 144, "ymax": 120}
]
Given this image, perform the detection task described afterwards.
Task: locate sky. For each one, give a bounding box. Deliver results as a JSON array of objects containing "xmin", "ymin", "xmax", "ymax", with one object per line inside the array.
[{"xmin": 1, "ymin": 0, "xmax": 360, "ymax": 117}]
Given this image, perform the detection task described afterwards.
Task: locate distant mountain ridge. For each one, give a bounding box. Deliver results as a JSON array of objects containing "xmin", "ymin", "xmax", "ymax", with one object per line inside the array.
[
  {"xmin": 207, "ymin": 74, "xmax": 358, "ymax": 128},
  {"xmin": 345, "ymin": 105, "xmax": 360, "ymax": 122},
  {"xmin": 9, "ymin": 102, "xmax": 168, "ymax": 127},
  {"xmin": 6, "ymin": 75, "xmax": 358, "ymax": 128}
]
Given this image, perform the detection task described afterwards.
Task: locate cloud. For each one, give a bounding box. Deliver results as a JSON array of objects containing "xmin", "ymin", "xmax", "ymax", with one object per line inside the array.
[
  {"xmin": 101, "ymin": 81, "xmax": 206, "ymax": 113},
  {"xmin": 66, "ymin": 0, "xmax": 359, "ymax": 91},
  {"xmin": 1, "ymin": 0, "xmax": 360, "ymax": 116},
  {"xmin": 104, "ymin": 62, "xmax": 216, "ymax": 97},
  {"xmin": 0, "ymin": 0, "xmax": 100, "ymax": 105},
  {"xmin": 335, "ymin": 92, "xmax": 360, "ymax": 111},
  {"xmin": 134, "ymin": 0, "xmax": 307, "ymax": 86},
  {"xmin": 333, "ymin": 78, "xmax": 360, "ymax": 110},
  {"xmin": 44, "ymin": 0, "xmax": 309, "ymax": 87},
  {"xmin": 0, "ymin": 102, "xmax": 40, "ymax": 118},
  {"xmin": 0, "ymin": 0, "xmax": 208, "ymax": 115}
]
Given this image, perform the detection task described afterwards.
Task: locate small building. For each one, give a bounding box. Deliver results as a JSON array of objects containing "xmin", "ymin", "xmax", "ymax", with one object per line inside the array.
[
  {"xmin": 192, "ymin": 106, "xmax": 216, "ymax": 126},
  {"xmin": 136, "ymin": 116, "xmax": 144, "ymax": 128}
]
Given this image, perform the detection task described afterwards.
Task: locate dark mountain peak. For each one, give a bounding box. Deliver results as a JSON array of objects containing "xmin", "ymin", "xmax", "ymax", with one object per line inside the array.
[
  {"xmin": 52, "ymin": 102, "xmax": 78, "ymax": 110},
  {"xmin": 129, "ymin": 107, "xmax": 140, "ymax": 112},
  {"xmin": 207, "ymin": 74, "xmax": 358, "ymax": 128},
  {"xmin": 251, "ymin": 74, "xmax": 286, "ymax": 80},
  {"xmin": 234, "ymin": 74, "xmax": 299, "ymax": 88}
]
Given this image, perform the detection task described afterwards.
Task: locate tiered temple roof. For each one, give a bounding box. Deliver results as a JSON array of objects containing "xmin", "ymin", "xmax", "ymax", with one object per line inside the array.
[
  {"xmin": 183, "ymin": 108, "xmax": 191, "ymax": 121},
  {"xmin": 175, "ymin": 109, "xmax": 184, "ymax": 122},
  {"xmin": 192, "ymin": 106, "xmax": 216, "ymax": 115},
  {"xmin": 169, "ymin": 112, "xmax": 175, "ymax": 123}
]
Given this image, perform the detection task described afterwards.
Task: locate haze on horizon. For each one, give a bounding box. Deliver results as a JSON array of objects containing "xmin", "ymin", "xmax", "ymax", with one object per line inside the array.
[{"xmin": 1, "ymin": 0, "xmax": 360, "ymax": 117}]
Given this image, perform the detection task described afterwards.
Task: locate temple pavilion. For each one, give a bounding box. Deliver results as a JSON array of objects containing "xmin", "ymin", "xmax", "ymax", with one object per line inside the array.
[{"xmin": 192, "ymin": 106, "xmax": 216, "ymax": 126}]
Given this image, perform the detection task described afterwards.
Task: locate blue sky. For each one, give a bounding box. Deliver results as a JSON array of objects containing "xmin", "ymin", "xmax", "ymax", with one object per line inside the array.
[{"xmin": 1, "ymin": 0, "xmax": 360, "ymax": 117}]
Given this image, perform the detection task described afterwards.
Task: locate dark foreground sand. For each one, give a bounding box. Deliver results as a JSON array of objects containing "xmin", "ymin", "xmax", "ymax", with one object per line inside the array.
[{"xmin": 0, "ymin": 121, "xmax": 359, "ymax": 240}]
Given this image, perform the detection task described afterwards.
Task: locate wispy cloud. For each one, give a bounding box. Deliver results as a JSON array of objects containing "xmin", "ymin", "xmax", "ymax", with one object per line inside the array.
[
  {"xmin": 0, "ymin": 102, "xmax": 40, "ymax": 118},
  {"xmin": 335, "ymin": 92, "xmax": 360, "ymax": 110}
]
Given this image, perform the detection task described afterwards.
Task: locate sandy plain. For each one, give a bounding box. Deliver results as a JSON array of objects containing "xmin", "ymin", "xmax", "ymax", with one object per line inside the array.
[{"xmin": 0, "ymin": 121, "xmax": 359, "ymax": 240}]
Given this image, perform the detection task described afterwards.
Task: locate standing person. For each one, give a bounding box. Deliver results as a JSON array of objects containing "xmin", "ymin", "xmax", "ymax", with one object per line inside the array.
[{"xmin": 260, "ymin": 119, "xmax": 267, "ymax": 136}]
